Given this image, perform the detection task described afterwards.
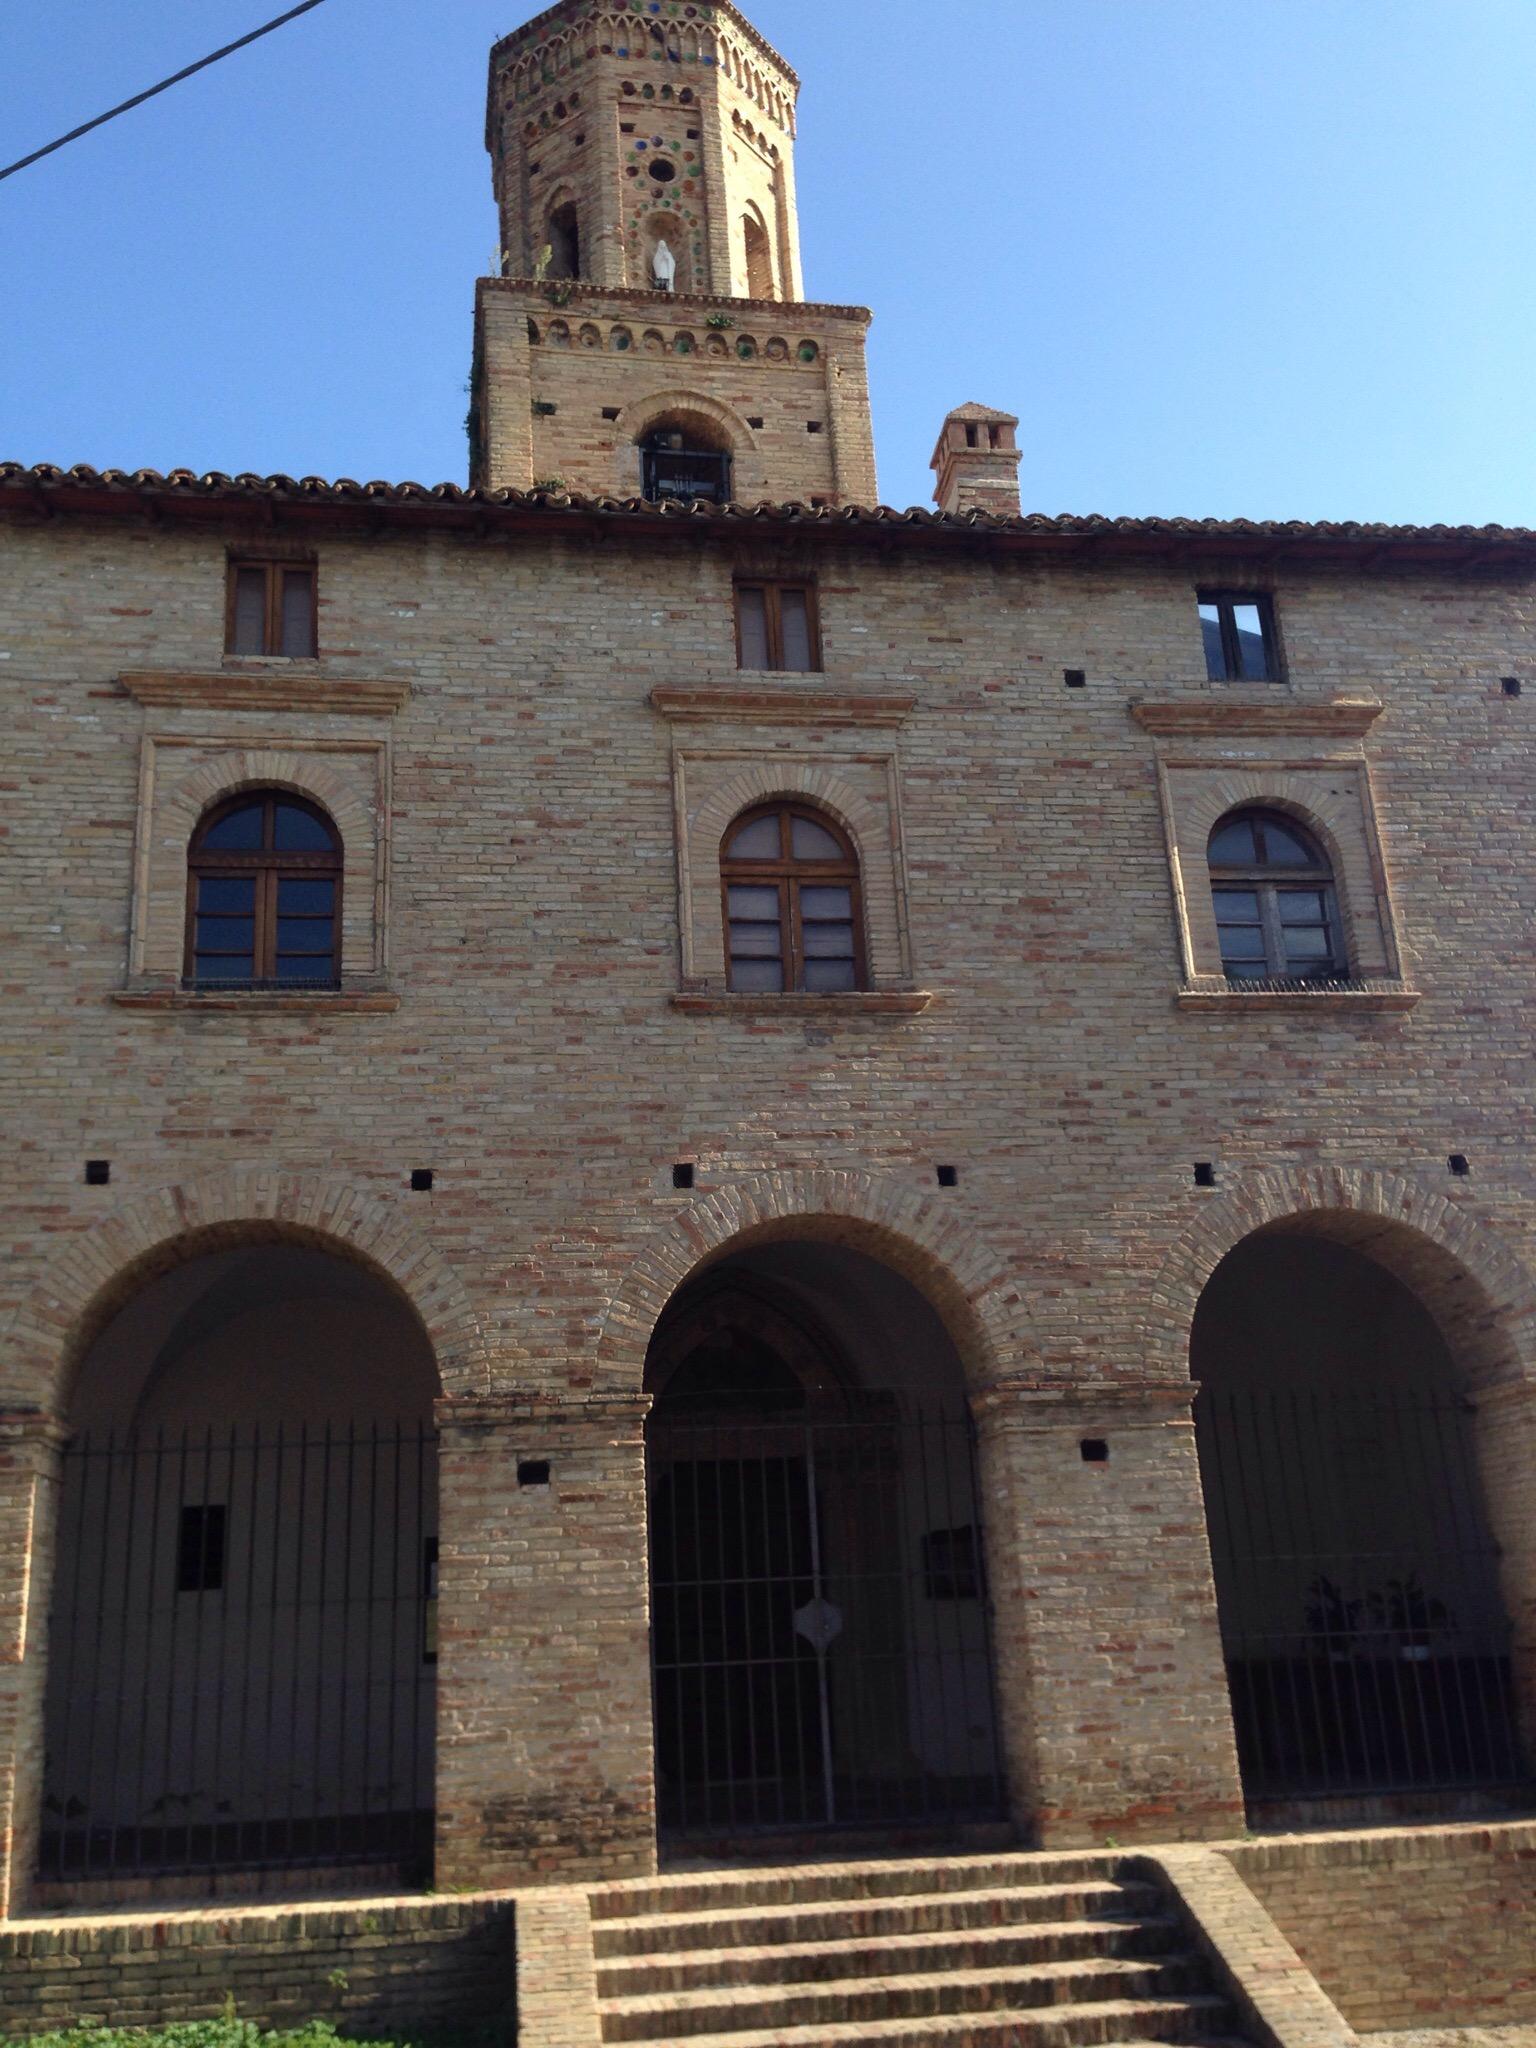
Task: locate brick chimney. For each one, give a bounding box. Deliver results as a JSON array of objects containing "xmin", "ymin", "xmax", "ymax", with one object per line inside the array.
[{"xmin": 931, "ymin": 402, "xmax": 1022, "ymax": 518}]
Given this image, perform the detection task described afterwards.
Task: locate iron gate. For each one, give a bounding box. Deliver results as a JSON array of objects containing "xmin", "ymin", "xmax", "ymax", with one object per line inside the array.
[
  {"xmin": 1196, "ymin": 1386, "xmax": 1526, "ymax": 1804},
  {"xmin": 41, "ymin": 1423, "xmax": 437, "ymax": 1884},
  {"xmin": 646, "ymin": 1408, "xmax": 1005, "ymax": 1835}
]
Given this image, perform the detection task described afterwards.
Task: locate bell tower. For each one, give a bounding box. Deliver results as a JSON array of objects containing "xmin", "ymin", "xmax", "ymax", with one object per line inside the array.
[{"xmin": 470, "ymin": 1, "xmax": 878, "ymax": 507}]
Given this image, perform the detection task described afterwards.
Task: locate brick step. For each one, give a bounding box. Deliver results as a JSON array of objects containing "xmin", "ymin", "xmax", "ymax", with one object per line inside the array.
[
  {"xmin": 592, "ymin": 1879, "xmax": 1163, "ymax": 1957},
  {"xmin": 601, "ymin": 1994, "xmax": 1236, "ymax": 2048},
  {"xmin": 591, "ymin": 1852, "xmax": 1122, "ymax": 1920},
  {"xmin": 598, "ymin": 1953, "xmax": 1210, "ymax": 2042},
  {"xmin": 596, "ymin": 1915, "xmax": 1181, "ymax": 1998}
]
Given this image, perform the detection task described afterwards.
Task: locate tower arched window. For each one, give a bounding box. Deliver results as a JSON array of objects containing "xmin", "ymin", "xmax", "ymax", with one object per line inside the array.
[
  {"xmin": 721, "ymin": 803, "xmax": 865, "ymax": 993},
  {"xmin": 640, "ymin": 422, "xmax": 732, "ymax": 505},
  {"xmin": 742, "ymin": 206, "xmax": 776, "ymax": 299},
  {"xmin": 546, "ymin": 201, "xmax": 581, "ymax": 280},
  {"xmin": 186, "ymin": 791, "xmax": 342, "ymax": 989},
  {"xmin": 1207, "ymin": 807, "xmax": 1347, "ymax": 984}
]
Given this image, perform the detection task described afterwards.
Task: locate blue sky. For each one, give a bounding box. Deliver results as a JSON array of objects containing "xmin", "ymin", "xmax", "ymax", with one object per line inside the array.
[{"xmin": 2, "ymin": 1, "xmax": 1532, "ymax": 521}]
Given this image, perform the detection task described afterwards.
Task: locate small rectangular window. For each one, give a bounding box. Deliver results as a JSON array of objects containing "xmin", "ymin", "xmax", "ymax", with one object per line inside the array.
[
  {"xmin": 177, "ymin": 1504, "xmax": 227, "ymax": 1593},
  {"xmin": 422, "ymin": 1536, "xmax": 439, "ymax": 1665},
  {"xmin": 1198, "ymin": 591, "xmax": 1278, "ymax": 681},
  {"xmin": 226, "ymin": 561, "xmax": 317, "ymax": 658},
  {"xmin": 734, "ymin": 580, "xmax": 821, "ymax": 673},
  {"xmin": 923, "ymin": 1524, "xmax": 984, "ymax": 1601}
]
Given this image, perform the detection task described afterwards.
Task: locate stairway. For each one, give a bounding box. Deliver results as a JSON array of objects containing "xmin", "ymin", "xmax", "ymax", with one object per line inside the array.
[{"xmin": 588, "ymin": 1852, "xmax": 1244, "ymax": 2047}]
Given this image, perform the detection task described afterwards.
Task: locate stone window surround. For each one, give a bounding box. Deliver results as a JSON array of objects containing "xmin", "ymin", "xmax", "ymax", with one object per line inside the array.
[
  {"xmin": 655, "ymin": 687, "xmax": 926, "ymax": 1012},
  {"xmin": 1134, "ymin": 697, "xmax": 1418, "ymax": 1014},
  {"xmin": 115, "ymin": 730, "xmax": 396, "ymax": 1014}
]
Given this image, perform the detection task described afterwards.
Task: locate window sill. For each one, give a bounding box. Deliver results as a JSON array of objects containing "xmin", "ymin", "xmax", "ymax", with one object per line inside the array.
[
  {"xmin": 111, "ymin": 985, "xmax": 400, "ymax": 1014},
  {"xmin": 672, "ymin": 989, "xmax": 934, "ymax": 1016},
  {"xmin": 1177, "ymin": 979, "xmax": 1420, "ymax": 1015}
]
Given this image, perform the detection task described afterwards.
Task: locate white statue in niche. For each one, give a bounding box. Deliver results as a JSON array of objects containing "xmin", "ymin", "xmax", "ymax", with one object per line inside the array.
[{"xmin": 652, "ymin": 238, "xmax": 677, "ymax": 291}]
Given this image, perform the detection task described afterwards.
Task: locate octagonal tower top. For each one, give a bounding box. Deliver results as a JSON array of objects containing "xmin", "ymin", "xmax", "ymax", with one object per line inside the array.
[{"xmin": 486, "ymin": 0, "xmax": 805, "ymax": 300}]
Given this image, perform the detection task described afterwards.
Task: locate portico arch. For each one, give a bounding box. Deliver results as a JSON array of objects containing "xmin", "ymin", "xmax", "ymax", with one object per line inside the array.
[
  {"xmin": 1147, "ymin": 1165, "xmax": 1536, "ymax": 1393},
  {"xmin": 596, "ymin": 1168, "xmax": 1039, "ymax": 1396},
  {"xmin": 1158, "ymin": 1170, "xmax": 1536, "ymax": 1816},
  {"xmin": 3, "ymin": 1168, "xmax": 493, "ymax": 1416}
]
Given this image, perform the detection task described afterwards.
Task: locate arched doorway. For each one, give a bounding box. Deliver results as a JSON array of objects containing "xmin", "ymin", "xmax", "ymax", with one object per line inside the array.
[
  {"xmin": 644, "ymin": 1241, "xmax": 1005, "ymax": 1838},
  {"xmin": 41, "ymin": 1241, "xmax": 440, "ymax": 1888},
  {"xmin": 1192, "ymin": 1226, "xmax": 1526, "ymax": 1817}
]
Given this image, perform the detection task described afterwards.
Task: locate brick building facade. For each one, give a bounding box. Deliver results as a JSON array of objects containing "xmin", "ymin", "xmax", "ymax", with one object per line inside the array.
[{"xmin": 2, "ymin": 0, "xmax": 1534, "ymax": 1925}]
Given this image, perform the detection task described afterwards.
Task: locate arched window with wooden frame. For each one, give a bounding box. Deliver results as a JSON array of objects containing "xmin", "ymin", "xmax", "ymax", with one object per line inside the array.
[
  {"xmin": 186, "ymin": 791, "xmax": 342, "ymax": 989},
  {"xmin": 721, "ymin": 802, "xmax": 865, "ymax": 993},
  {"xmin": 1207, "ymin": 806, "xmax": 1348, "ymax": 984}
]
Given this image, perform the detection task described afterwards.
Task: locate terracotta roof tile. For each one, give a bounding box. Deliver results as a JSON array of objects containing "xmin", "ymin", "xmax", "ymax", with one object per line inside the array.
[{"xmin": 2, "ymin": 462, "xmax": 1532, "ymax": 564}]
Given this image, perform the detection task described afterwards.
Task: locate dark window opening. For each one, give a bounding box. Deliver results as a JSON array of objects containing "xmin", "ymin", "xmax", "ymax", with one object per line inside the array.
[
  {"xmin": 734, "ymin": 580, "xmax": 820, "ymax": 672},
  {"xmin": 517, "ymin": 1461, "xmax": 552, "ymax": 1488},
  {"xmin": 84, "ymin": 1160, "xmax": 111, "ymax": 1186},
  {"xmin": 923, "ymin": 1525, "xmax": 984, "ymax": 1600},
  {"xmin": 640, "ymin": 426, "xmax": 732, "ymax": 505},
  {"xmin": 1208, "ymin": 807, "xmax": 1348, "ymax": 984},
  {"xmin": 1080, "ymin": 1439, "xmax": 1110, "ymax": 1464},
  {"xmin": 422, "ymin": 1536, "xmax": 439, "ymax": 1664},
  {"xmin": 411, "ymin": 1169, "xmax": 435, "ymax": 1192},
  {"xmin": 648, "ymin": 158, "xmax": 677, "ymax": 184},
  {"xmin": 672, "ymin": 1163, "xmax": 696, "ymax": 1190},
  {"xmin": 227, "ymin": 560, "xmax": 316, "ymax": 658},
  {"xmin": 1199, "ymin": 590, "xmax": 1278, "ymax": 681},
  {"xmin": 186, "ymin": 791, "xmax": 342, "ymax": 989},
  {"xmin": 721, "ymin": 801, "xmax": 865, "ymax": 995},
  {"xmin": 936, "ymin": 1165, "xmax": 959, "ymax": 1189},
  {"xmin": 177, "ymin": 1505, "xmax": 227, "ymax": 1594},
  {"xmin": 546, "ymin": 202, "xmax": 580, "ymax": 279}
]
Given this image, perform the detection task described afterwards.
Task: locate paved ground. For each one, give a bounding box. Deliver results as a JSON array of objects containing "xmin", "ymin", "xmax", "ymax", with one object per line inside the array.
[{"xmin": 1370, "ymin": 2031, "xmax": 1536, "ymax": 2047}]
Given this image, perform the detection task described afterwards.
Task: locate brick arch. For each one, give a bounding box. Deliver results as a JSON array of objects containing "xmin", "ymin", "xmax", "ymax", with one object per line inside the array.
[
  {"xmin": 595, "ymin": 1169, "xmax": 1040, "ymax": 1395},
  {"xmin": 162, "ymin": 750, "xmax": 371, "ymax": 855},
  {"xmin": 1191, "ymin": 783, "xmax": 1350, "ymax": 871},
  {"xmin": 614, "ymin": 388, "xmax": 761, "ymax": 458},
  {"xmin": 1, "ymin": 1170, "xmax": 497, "ymax": 1415},
  {"xmin": 1146, "ymin": 1166, "xmax": 1536, "ymax": 1392},
  {"xmin": 696, "ymin": 765, "xmax": 881, "ymax": 862},
  {"xmin": 1187, "ymin": 783, "xmax": 1358, "ymax": 927}
]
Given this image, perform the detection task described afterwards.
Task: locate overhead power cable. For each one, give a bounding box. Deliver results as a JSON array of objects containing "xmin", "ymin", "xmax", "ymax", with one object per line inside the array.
[{"xmin": 0, "ymin": 0, "xmax": 330, "ymax": 185}]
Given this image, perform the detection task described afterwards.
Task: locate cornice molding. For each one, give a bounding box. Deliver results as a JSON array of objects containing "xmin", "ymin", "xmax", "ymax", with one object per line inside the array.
[
  {"xmin": 672, "ymin": 989, "xmax": 933, "ymax": 1016},
  {"xmin": 120, "ymin": 670, "xmax": 411, "ymax": 716},
  {"xmin": 1131, "ymin": 696, "xmax": 1384, "ymax": 738},
  {"xmin": 652, "ymin": 686, "xmax": 913, "ymax": 728}
]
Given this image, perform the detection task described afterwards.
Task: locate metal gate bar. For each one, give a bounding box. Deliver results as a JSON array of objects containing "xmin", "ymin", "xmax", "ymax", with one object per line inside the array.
[
  {"xmin": 41, "ymin": 1423, "xmax": 437, "ymax": 1884},
  {"xmin": 1197, "ymin": 1386, "xmax": 1526, "ymax": 1802},
  {"xmin": 647, "ymin": 1408, "xmax": 1006, "ymax": 1837}
]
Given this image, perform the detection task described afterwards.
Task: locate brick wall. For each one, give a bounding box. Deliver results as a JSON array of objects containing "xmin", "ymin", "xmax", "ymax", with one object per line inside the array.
[
  {"xmin": 1, "ymin": 497, "xmax": 1534, "ymax": 1896},
  {"xmin": 0, "ymin": 1896, "xmax": 516, "ymax": 2038},
  {"xmin": 1225, "ymin": 1821, "xmax": 1536, "ymax": 2030}
]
